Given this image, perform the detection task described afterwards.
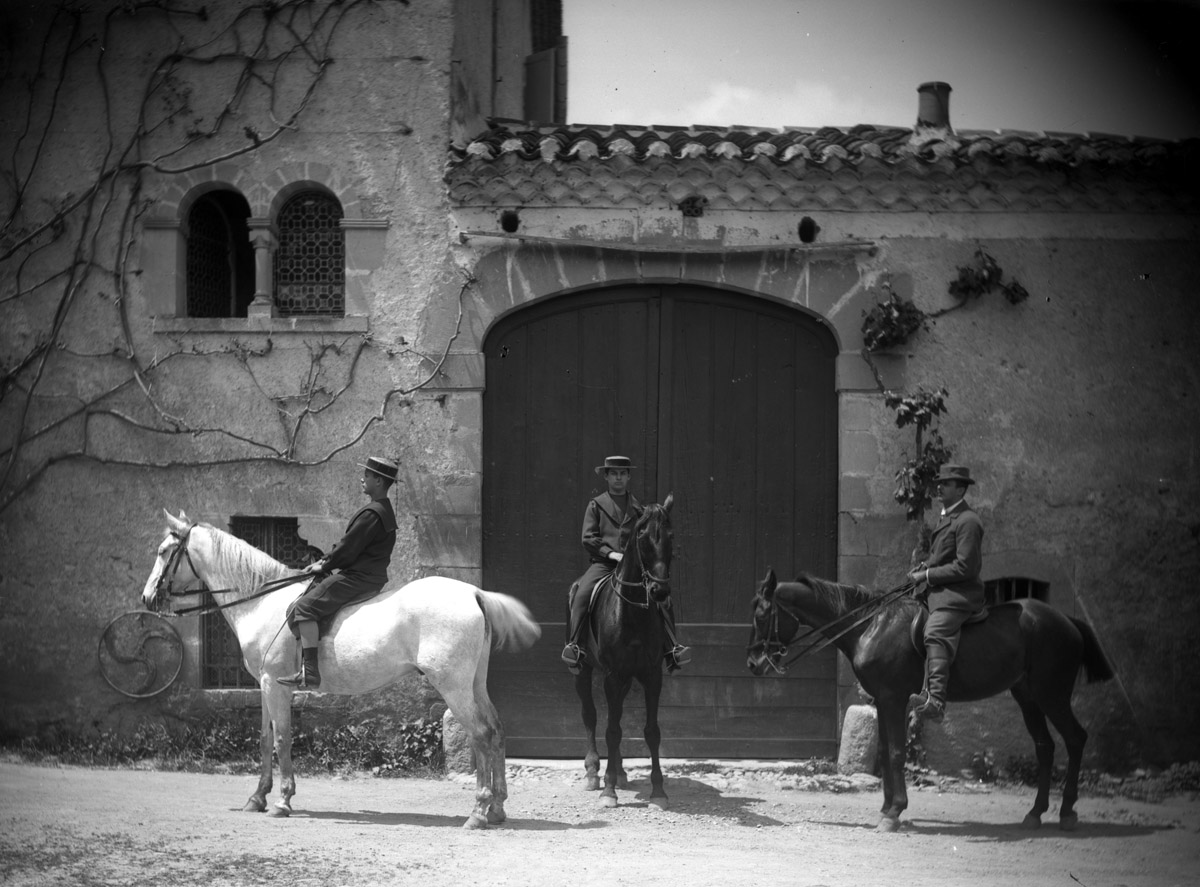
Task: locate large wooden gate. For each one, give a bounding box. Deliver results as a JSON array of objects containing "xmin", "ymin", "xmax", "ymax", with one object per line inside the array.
[{"xmin": 482, "ymin": 284, "xmax": 838, "ymax": 758}]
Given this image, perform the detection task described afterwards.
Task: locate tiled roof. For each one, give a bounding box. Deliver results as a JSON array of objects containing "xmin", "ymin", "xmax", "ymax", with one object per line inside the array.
[{"xmin": 447, "ymin": 120, "xmax": 1200, "ymax": 213}]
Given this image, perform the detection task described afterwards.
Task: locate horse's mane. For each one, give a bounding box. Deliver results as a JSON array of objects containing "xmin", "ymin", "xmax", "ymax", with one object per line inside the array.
[
  {"xmin": 794, "ymin": 572, "xmax": 885, "ymax": 618},
  {"xmin": 197, "ymin": 523, "xmax": 293, "ymax": 588}
]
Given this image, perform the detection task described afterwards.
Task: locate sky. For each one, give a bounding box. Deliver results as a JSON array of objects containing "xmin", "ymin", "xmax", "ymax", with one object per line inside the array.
[{"xmin": 563, "ymin": 0, "xmax": 1200, "ymax": 140}]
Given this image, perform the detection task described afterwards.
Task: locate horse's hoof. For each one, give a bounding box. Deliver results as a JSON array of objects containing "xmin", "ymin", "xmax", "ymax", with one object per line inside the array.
[
  {"xmin": 268, "ymin": 803, "xmax": 291, "ymax": 818},
  {"xmin": 875, "ymin": 815, "xmax": 901, "ymax": 833},
  {"xmin": 487, "ymin": 807, "xmax": 507, "ymax": 825},
  {"xmin": 600, "ymin": 794, "xmax": 618, "ymax": 808},
  {"xmin": 463, "ymin": 813, "xmax": 488, "ymax": 830},
  {"xmin": 242, "ymin": 799, "xmax": 266, "ymax": 813},
  {"xmin": 1059, "ymin": 812, "xmax": 1079, "ymax": 832},
  {"xmin": 648, "ymin": 796, "xmax": 669, "ymax": 811},
  {"xmin": 584, "ymin": 776, "xmax": 601, "ymax": 792},
  {"xmin": 1022, "ymin": 813, "xmax": 1042, "ymax": 829}
]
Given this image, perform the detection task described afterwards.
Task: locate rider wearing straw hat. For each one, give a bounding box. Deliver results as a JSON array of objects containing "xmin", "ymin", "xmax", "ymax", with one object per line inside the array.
[
  {"xmin": 561, "ymin": 455, "xmax": 690, "ymax": 675},
  {"xmin": 281, "ymin": 457, "xmax": 400, "ymax": 689},
  {"xmin": 906, "ymin": 463, "xmax": 986, "ymax": 721}
]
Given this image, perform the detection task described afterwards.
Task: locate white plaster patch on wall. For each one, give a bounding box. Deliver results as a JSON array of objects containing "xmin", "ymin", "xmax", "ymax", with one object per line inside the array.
[
  {"xmin": 792, "ymin": 259, "xmax": 808, "ymax": 306},
  {"xmin": 552, "ymin": 248, "xmax": 571, "ymax": 290},
  {"xmin": 504, "ymin": 249, "xmax": 533, "ymax": 307}
]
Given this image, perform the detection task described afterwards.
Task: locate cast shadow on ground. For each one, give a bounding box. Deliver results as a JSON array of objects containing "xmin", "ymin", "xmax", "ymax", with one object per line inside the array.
[
  {"xmin": 299, "ymin": 809, "xmax": 608, "ymax": 830},
  {"xmin": 811, "ymin": 816, "xmax": 1165, "ymax": 841},
  {"xmin": 605, "ymin": 775, "xmax": 788, "ymax": 828}
]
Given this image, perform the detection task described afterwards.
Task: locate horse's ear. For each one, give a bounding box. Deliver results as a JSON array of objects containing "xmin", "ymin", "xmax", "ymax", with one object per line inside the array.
[
  {"xmin": 164, "ymin": 509, "xmax": 188, "ymax": 534},
  {"xmin": 662, "ymin": 492, "xmax": 673, "ymax": 513},
  {"xmin": 762, "ymin": 567, "xmax": 778, "ymax": 599}
]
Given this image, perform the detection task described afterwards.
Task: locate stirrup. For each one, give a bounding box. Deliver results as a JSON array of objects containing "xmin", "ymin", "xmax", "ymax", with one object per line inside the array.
[
  {"xmin": 278, "ymin": 670, "xmax": 309, "ymax": 688},
  {"xmin": 665, "ymin": 644, "xmax": 691, "ymax": 672},
  {"xmin": 561, "ymin": 643, "xmax": 585, "ymax": 674},
  {"xmin": 908, "ymin": 691, "xmax": 945, "ymax": 722}
]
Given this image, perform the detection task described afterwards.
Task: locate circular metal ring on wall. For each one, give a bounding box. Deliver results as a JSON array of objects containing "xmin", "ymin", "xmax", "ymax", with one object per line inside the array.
[{"xmin": 97, "ymin": 611, "xmax": 184, "ymax": 699}]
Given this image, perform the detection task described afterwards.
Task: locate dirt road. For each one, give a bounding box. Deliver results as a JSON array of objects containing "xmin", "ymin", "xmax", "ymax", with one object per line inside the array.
[{"xmin": 1, "ymin": 760, "xmax": 1195, "ymax": 887}]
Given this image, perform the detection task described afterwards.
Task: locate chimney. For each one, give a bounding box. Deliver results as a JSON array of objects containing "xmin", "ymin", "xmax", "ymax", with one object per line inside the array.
[{"xmin": 916, "ymin": 81, "xmax": 952, "ymax": 129}]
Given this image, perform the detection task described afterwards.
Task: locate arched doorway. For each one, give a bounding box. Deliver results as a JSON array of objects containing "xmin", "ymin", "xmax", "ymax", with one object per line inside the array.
[{"xmin": 483, "ymin": 283, "xmax": 839, "ymax": 758}]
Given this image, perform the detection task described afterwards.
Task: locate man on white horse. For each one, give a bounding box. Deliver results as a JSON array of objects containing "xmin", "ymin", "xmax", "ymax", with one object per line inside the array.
[{"xmin": 281, "ymin": 457, "xmax": 400, "ymax": 689}]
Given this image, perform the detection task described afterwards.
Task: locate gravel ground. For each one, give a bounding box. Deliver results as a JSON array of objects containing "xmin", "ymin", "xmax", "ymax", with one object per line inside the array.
[{"xmin": 1, "ymin": 759, "xmax": 1197, "ymax": 887}]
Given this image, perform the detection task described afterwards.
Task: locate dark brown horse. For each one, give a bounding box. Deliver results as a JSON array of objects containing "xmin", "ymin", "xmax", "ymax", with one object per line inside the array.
[
  {"xmin": 746, "ymin": 568, "xmax": 1114, "ymax": 832},
  {"xmin": 572, "ymin": 494, "xmax": 675, "ymax": 809}
]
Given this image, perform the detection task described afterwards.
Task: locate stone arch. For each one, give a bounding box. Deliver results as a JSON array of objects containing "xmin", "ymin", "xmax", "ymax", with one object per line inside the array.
[
  {"xmin": 451, "ymin": 243, "xmax": 876, "ymax": 362},
  {"xmin": 263, "ymin": 162, "xmax": 364, "ymax": 220}
]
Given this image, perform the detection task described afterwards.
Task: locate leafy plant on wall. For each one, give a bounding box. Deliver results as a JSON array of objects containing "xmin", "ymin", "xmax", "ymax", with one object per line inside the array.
[
  {"xmin": 862, "ymin": 249, "xmax": 1027, "ymax": 554},
  {"xmin": 0, "ymin": 0, "xmax": 444, "ymax": 515}
]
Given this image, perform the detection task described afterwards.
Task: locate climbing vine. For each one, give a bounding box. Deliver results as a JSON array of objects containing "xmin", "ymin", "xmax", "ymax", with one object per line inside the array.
[
  {"xmin": 861, "ymin": 248, "xmax": 1026, "ymax": 533},
  {"xmin": 0, "ymin": 0, "xmax": 445, "ymax": 516}
]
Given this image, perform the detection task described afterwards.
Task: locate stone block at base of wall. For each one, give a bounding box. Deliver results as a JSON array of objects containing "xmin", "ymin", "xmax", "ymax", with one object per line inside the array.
[
  {"xmin": 442, "ymin": 709, "xmax": 474, "ymax": 773},
  {"xmin": 837, "ymin": 704, "xmax": 879, "ymax": 775}
]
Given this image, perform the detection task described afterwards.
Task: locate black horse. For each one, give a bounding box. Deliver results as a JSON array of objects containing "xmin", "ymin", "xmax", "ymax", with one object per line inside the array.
[
  {"xmin": 571, "ymin": 494, "xmax": 675, "ymax": 809},
  {"xmin": 747, "ymin": 568, "xmax": 1114, "ymax": 832}
]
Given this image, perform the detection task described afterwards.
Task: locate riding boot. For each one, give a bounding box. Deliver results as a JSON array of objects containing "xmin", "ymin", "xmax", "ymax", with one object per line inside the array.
[
  {"xmin": 561, "ymin": 583, "xmax": 588, "ymax": 674},
  {"xmin": 279, "ymin": 647, "xmax": 321, "ymax": 689},
  {"xmin": 909, "ymin": 645, "xmax": 950, "ymax": 721}
]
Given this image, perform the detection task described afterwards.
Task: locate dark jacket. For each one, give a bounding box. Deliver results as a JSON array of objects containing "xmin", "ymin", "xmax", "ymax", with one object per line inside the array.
[
  {"xmin": 925, "ymin": 501, "xmax": 985, "ymax": 611},
  {"xmin": 582, "ymin": 492, "xmax": 642, "ymax": 564},
  {"xmin": 322, "ymin": 498, "xmax": 398, "ymax": 581}
]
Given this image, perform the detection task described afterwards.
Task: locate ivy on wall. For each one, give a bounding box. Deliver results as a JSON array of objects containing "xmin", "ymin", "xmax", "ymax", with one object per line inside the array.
[
  {"xmin": 0, "ymin": 0, "xmax": 449, "ymax": 516},
  {"xmin": 861, "ymin": 249, "xmax": 1027, "ymax": 541}
]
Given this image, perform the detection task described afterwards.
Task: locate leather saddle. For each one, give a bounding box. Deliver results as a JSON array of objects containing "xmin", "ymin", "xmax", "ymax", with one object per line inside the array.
[{"xmin": 909, "ymin": 606, "xmax": 989, "ymax": 656}]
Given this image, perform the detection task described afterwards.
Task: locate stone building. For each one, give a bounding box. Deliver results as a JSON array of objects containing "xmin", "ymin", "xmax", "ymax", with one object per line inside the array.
[{"xmin": 1, "ymin": 0, "xmax": 1197, "ymax": 772}]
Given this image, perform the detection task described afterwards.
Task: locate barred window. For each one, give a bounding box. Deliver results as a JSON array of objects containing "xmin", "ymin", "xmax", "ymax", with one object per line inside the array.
[
  {"xmin": 984, "ymin": 576, "xmax": 1049, "ymax": 607},
  {"xmin": 274, "ymin": 191, "xmax": 345, "ymax": 317},
  {"xmin": 185, "ymin": 191, "xmax": 254, "ymax": 317},
  {"xmin": 201, "ymin": 516, "xmax": 321, "ymax": 689}
]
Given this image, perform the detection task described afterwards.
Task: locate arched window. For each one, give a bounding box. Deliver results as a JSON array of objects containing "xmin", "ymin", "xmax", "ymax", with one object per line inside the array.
[
  {"xmin": 274, "ymin": 190, "xmax": 345, "ymax": 317},
  {"xmin": 985, "ymin": 576, "xmax": 1049, "ymax": 607},
  {"xmin": 185, "ymin": 191, "xmax": 254, "ymax": 317}
]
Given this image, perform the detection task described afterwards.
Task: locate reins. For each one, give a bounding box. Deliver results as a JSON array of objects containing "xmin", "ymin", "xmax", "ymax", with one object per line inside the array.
[
  {"xmin": 154, "ymin": 524, "xmax": 306, "ymax": 617},
  {"xmin": 760, "ymin": 580, "xmax": 916, "ymax": 673},
  {"xmin": 612, "ymin": 507, "xmax": 670, "ymax": 608}
]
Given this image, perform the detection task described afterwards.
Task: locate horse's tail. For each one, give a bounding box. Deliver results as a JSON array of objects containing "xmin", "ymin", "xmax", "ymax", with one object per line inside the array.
[
  {"xmin": 1072, "ymin": 617, "xmax": 1115, "ymax": 684},
  {"xmin": 476, "ymin": 590, "xmax": 541, "ymax": 652}
]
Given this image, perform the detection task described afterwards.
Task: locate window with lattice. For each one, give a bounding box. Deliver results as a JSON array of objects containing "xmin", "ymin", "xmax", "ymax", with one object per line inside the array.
[
  {"xmin": 201, "ymin": 516, "xmax": 321, "ymax": 689},
  {"xmin": 273, "ymin": 191, "xmax": 345, "ymax": 317},
  {"xmin": 185, "ymin": 191, "xmax": 254, "ymax": 317},
  {"xmin": 984, "ymin": 576, "xmax": 1049, "ymax": 607}
]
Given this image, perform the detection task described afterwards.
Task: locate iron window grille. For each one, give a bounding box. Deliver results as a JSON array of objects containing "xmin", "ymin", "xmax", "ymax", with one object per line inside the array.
[
  {"xmin": 273, "ymin": 191, "xmax": 345, "ymax": 317},
  {"xmin": 984, "ymin": 576, "xmax": 1049, "ymax": 607},
  {"xmin": 200, "ymin": 516, "xmax": 320, "ymax": 689}
]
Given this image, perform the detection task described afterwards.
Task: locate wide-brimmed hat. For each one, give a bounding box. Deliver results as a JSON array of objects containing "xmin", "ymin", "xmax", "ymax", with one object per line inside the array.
[
  {"xmin": 935, "ymin": 464, "xmax": 975, "ymax": 486},
  {"xmin": 359, "ymin": 457, "xmax": 400, "ymax": 482},
  {"xmin": 595, "ymin": 455, "xmax": 636, "ymax": 476}
]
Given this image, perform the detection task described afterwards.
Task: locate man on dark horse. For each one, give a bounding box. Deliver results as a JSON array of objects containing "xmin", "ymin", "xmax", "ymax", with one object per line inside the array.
[
  {"xmin": 561, "ymin": 455, "xmax": 691, "ymax": 675},
  {"xmin": 906, "ymin": 464, "xmax": 986, "ymax": 721},
  {"xmin": 280, "ymin": 457, "xmax": 400, "ymax": 689}
]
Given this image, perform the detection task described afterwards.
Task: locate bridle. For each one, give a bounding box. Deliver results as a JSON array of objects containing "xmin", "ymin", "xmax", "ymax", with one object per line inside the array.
[
  {"xmin": 148, "ymin": 525, "xmax": 202, "ymax": 613},
  {"xmin": 749, "ymin": 580, "xmax": 916, "ymax": 675},
  {"xmin": 613, "ymin": 509, "xmax": 671, "ymax": 608},
  {"xmin": 149, "ymin": 524, "xmax": 302, "ymax": 617}
]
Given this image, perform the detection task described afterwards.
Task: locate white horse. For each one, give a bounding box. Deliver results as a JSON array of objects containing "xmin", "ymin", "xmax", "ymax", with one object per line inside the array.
[{"xmin": 141, "ymin": 510, "xmax": 540, "ymax": 827}]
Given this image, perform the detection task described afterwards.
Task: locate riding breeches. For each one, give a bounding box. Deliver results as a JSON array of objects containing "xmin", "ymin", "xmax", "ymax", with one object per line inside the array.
[
  {"xmin": 567, "ymin": 562, "xmax": 614, "ymax": 640},
  {"xmin": 287, "ymin": 571, "xmax": 385, "ymax": 632},
  {"xmin": 923, "ymin": 604, "xmax": 984, "ymax": 659}
]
